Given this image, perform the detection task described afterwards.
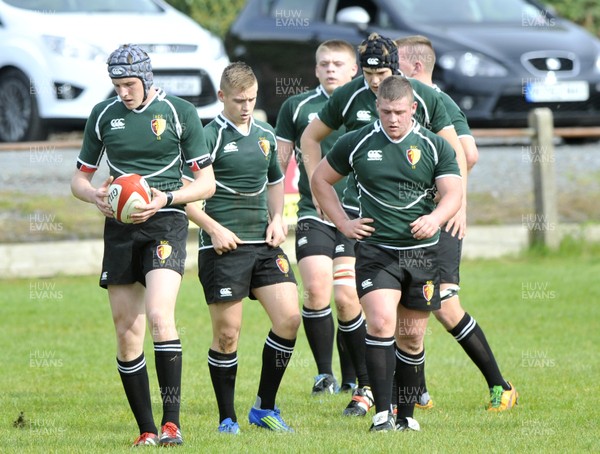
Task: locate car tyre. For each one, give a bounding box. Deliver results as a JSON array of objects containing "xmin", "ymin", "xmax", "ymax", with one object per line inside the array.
[{"xmin": 0, "ymin": 68, "xmax": 48, "ymax": 142}]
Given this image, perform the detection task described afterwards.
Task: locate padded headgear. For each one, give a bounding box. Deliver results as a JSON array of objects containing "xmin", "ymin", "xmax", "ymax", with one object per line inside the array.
[
  {"xmin": 107, "ymin": 44, "xmax": 153, "ymax": 99},
  {"xmin": 359, "ymin": 34, "xmax": 399, "ymax": 73}
]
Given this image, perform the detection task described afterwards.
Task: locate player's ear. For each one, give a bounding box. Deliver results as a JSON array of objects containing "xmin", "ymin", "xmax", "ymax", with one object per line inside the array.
[
  {"xmin": 414, "ymin": 61, "xmax": 424, "ymax": 76},
  {"xmin": 351, "ymin": 63, "xmax": 358, "ymax": 77}
]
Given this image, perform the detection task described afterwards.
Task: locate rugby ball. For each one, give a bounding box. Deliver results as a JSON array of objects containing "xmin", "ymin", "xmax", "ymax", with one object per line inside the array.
[{"xmin": 107, "ymin": 174, "xmax": 152, "ymax": 223}]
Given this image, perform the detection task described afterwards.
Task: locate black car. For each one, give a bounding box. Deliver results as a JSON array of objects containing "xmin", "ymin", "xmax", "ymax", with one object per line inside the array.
[{"xmin": 225, "ymin": 0, "xmax": 600, "ymax": 128}]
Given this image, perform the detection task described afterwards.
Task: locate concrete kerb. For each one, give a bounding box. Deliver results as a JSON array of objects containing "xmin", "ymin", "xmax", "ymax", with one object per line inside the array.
[{"xmin": 3, "ymin": 223, "xmax": 598, "ymax": 279}]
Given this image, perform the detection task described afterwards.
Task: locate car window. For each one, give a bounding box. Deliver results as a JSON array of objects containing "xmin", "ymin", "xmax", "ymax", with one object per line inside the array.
[
  {"xmin": 269, "ymin": 0, "xmax": 320, "ymax": 20},
  {"xmin": 3, "ymin": 0, "xmax": 161, "ymax": 13},
  {"xmin": 393, "ymin": 0, "xmax": 551, "ymax": 24}
]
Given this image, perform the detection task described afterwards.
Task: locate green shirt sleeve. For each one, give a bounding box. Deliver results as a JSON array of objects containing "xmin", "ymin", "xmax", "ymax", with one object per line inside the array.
[{"xmin": 275, "ymin": 96, "xmax": 297, "ymax": 143}]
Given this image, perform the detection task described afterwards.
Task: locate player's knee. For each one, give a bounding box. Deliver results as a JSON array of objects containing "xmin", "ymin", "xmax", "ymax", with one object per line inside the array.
[
  {"xmin": 301, "ymin": 282, "xmax": 331, "ymax": 309},
  {"xmin": 215, "ymin": 327, "xmax": 241, "ymax": 352},
  {"xmin": 113, "ymin": 314, "xmax": 145, "ymax": 341},
  {"xmin": 366, "ymin": 315, "xmax": 396, "ymax": 338},
  {"xmin": 396, "ymin": 336, "xmax": 424, "ymax": 355},
  {"xmin": 276, "ymin": 311, "xmax": 301, "ymax": 337}
]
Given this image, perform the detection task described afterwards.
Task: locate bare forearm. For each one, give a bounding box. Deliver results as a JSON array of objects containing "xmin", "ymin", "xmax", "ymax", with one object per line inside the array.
[
  {"xmin": 171, "ymin": 167, "xmax": 215, "ymax": 205},
  {"xmin": 439, "ymin": 128, "xmax": 468, "ymax": 204},
  {"xmin": 312, "ymin": 179, "xmax": 347, "ymax": 227},
  {"xmin": 70, "ymin": 173, "xmax": 96, "ymax": 204},
  {"xmin": 267, "ymin": 182, "xmax": 285, "ymax": 219}
]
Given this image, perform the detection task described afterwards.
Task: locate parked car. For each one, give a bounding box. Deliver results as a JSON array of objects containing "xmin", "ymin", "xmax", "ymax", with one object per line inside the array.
[
  {"xmin": 0, "ymin": 0, "xmax": 229, "ymax": 142},
  {"xmin": 225, "ymin": 0, "xmax": 600, "ymax": 128}
]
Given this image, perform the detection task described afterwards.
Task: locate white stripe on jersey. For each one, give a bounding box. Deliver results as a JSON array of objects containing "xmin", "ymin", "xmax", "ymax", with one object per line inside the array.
[
  {"xmin": 95, "ymin": 98, "xmax": 121, "ymax": 141},
  {"xmin": 215, "ymin": 179, "xmax": 268, "ymax": 197},
  {"xmin": 211, "ymin": 115, "xmax": 279, "ymax": 196},
  {"xmin": 292, "ymin": 86, "xmax": 326, "ymax": 123},
  {"xmin": 341, "ymin": 82, "xmax": 370, "ymax": 118}
]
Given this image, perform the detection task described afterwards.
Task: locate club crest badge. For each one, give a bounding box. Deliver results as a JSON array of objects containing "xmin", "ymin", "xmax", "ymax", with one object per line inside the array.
[
  {"xmin": 157, "ymin": 241, "xmax": 172, "ymax": 264},
  {"xmin": 422, "ymin": 280, "xmax": 434, "ymax": 305},
  {"xmin": 151, "ymin": 117, "xmax": 166, "ymax": 140},
  {"xmin": 276, "ymin": 255, "xmax": 290, "ymax": 274},
  {"xmin": 406, "ymin": 147, "xmax": 421, "ymax": 168},
  {"xmin": 258, "ymin": 138, "xmax": 270, "ymax": 158}
]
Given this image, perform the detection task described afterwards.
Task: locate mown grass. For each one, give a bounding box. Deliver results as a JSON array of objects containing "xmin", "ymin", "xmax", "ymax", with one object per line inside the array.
[
  {"xmin": 1, "ymin": 249, "xmax": 599, "ymax": 453},
  {"xmin": 0, "ymin": 191, "xmax": 105, "ymax": 243},
  {"xmin": 2, "ymin": 185, "xmax": 600, "ymax": 242}
]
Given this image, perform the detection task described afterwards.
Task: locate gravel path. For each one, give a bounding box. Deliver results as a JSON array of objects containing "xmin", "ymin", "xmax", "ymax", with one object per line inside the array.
[{"xmin": 1, "ymin": 138, "xmax": 599, "ymax": 223}]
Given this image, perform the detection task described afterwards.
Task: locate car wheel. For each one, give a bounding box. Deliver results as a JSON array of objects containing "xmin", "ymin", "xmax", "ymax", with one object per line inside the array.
[{"xmin": 0, "ymin": 68, "xmax": 48, "ymax": 142}]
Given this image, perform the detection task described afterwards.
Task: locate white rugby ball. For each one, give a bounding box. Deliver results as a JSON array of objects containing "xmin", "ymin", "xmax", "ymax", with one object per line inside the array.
[{"xmin": 107, "ymin": 174, "xmax": 152, "ymax": 223}]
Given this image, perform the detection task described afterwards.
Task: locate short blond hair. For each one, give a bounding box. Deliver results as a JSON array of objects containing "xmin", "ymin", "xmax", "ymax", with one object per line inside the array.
[
  {"xmin": 395, "ymin": 35, "xmax": 436, "ymax": 74},
  {"xmin": 220, "ymin": 61, "xmax": 257, "ymax": 93},
  {"xmin": 315, "ymin": 39, "xmax": 356, "ymax": 60}
]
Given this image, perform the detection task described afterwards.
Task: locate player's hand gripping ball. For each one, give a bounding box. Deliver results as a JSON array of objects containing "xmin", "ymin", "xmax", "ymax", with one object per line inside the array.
[{"xmin": 107, "ymin": 174, "xmax": 152, "ymax": 223}]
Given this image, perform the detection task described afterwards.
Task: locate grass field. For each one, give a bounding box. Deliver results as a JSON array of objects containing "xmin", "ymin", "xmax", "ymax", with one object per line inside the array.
[{"xmin": 1, "ymin": 242, "xmax": 599, "ymax": 453}]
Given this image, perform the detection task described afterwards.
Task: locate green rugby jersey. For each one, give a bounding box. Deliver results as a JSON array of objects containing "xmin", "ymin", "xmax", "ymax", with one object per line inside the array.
[
  {"xmin": 77, "ymin": 88, "xmax": 211, "ymax": 212},
  {"xmin": 275, "ymin": 85, "xmax": 347, "ymax": 224},
  {"xmin": 434, "ymin": 85, "xmax": 472, "ymax": 138},
  {"xmin": 199, "ymin": 114, "xmax": 284, "ymax": 249},
  {"xmin": 318, "ymin": 75, "xmax": 452, "ymax": 211},
  {"xmin": 326, "ymin": 120, "xmax": 461, "ymax": 249}
]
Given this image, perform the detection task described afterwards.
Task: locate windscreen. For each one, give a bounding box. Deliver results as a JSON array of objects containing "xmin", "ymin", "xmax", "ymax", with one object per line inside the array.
[{"xmin": 391, "ymin": 0, "xmax": 555, "ymax": 25}]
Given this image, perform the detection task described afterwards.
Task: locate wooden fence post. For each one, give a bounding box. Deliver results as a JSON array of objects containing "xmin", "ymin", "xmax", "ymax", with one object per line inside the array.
[{"xmin": 527, "ymin": 108, "xmax": 560, "ymax": 249}]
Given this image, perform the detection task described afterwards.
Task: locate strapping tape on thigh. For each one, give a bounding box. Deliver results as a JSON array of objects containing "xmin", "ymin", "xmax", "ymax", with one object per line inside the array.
[
  {"xmin": 333, "ymin": 264, "xmax": 355, "ymax": 287},
  {"xmin": 440, "ymin": 285, "xmax": 460, "ymax": 301}
]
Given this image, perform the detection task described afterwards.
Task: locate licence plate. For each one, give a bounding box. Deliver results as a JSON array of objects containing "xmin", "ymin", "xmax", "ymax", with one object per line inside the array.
[
  {"xmin": 153, "ymin": 75, "xmax": 201, "ymax": 96},
  {"xmin": 525, "ymin": 80, "xmax": 589, "ymax": 103}
]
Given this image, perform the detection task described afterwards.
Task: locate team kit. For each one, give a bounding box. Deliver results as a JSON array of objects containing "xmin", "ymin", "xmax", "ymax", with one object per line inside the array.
[{"xmin": 71, "ymin": 35, "xmax": 517, "ymax": 446}]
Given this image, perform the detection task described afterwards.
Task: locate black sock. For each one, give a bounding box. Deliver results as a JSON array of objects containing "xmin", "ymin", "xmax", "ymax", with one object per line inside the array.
[
  {"xmin": 418, "ymin": 347, "xmax": 428, "ymax": 397},
  {"xmin": 208, "ymin": 349, "xmax": 238, "ymax": 423},
  {"xmin": 302, "ymin": 305, "xmax": 334, "ymax": 375},
  {"xmin": 117, "ymin": 353, "xmax": 157, "ymax": 435},
  {"xmin": 450, "ymin": 313, "xmax": 510, "ymax": 390},
  {"xmin": 154, "ymin": 339, "xmax": 182, "ymax": 428},
  {"xmin": 365, "ymin": 334, "xmax": 395, "ymax": 414},
  {"xmin": 339, "ymin": 314, "xmax": 369, "ymax": 388},
  {"xmin": 392, "ymin": 347, "xmax": 427, "ymax": 407},
  {"xmin": 394, "ymin": 347, "xmax": 425, "ymax": 419},
  {"xmin": 336, "ymin": 325, "xmax": 356, "ymax": 385},
  {"xmin": 256, "ymin": 330, "xmax": 296, "ymax": 409}
]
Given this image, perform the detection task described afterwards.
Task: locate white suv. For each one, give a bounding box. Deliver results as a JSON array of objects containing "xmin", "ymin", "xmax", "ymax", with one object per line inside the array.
[{"xmin": 0, "ymin": 0, "xmax": 229, "ymax": 142}]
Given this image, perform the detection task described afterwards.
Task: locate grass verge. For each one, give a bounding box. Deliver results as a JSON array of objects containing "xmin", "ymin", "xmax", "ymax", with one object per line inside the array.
[{"xmin": 1, "ymin": 252, "xmax": 598, "ymax": 453}]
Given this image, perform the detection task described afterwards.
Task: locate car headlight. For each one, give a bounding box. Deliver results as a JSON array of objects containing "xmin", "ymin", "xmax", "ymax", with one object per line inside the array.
[
  {"xmin": 42, "ymin": 35, "xmax": 105, "ymax": 62},
  {"xmin": 438, "ymin": 51, "xmax": 508, "ymax": 77}
]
